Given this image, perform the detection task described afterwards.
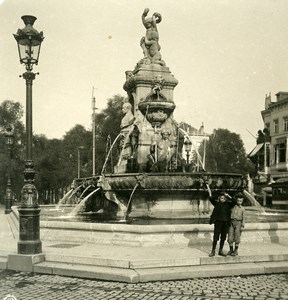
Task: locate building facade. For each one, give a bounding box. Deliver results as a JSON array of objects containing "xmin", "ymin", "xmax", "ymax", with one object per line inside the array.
[
  {"xmin": 249, "ymin": 92, "xmax": 288, "ymax": 206},
  {"xmin": 179, "ymin": 122, "xmax": 209, "ymax": 171},
  {"xmin": 261, "ymin": 91, "xmax": 288, "ymax": 178}
]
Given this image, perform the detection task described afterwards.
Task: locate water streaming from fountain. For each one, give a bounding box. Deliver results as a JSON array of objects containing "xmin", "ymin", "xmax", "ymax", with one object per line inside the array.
[
  {"xmin": 69, "ymin": 188, "xmax": 100, "ymax": 216},
  {"xmin": 124, "ymin": 183, "xmax": 139, "ymax": 221},
  {"xmin": 101, "ymin": 133, "xmax": 122, "ymax": 175},
  {"xmin": 67, "ymin": 184, "xmax": 83, "ymax": 204},
  {"xmin": 243, "ymin": 190, "xmax": 266, "ymax": 214},
  {"xmin": 55, "ymin": 189, "xmax": 74, "ymax": 210},
  {"xmin": 79, "ymin": 185, "xmax": 92, "ymax": 199}
]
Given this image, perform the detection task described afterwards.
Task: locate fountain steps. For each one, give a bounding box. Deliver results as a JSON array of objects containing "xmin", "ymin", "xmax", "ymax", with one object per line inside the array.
[
  {"xmin": 0, "ymin": 251, "xmax": 10, "ymax": 269},
  {"xmin": 4, "ymin": 211, "xmax": 288, "ymax": 282},
  {"xmin": 39, "ymin": 251, "xmax": 288, "ymax": 269},
  {"xmin": 33, "ymin": 253, "xmax": 288, "ymax": 283}
]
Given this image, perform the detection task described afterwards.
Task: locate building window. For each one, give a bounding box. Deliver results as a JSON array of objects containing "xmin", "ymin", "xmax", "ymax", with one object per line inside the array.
[
  {"xmin": 279, "ymin": 143, "xmax": 286, "ymax": 162},
  {"xmin": 265, "ymin": 143, "xmax": 270, "ymax": 167},
  {"xmin": 274, "ymin": 119, "xmax": 279, "ymax": 133},
  {"xmin": 278, "ymin": 142, "xmax": 286, "ymax": 163},
  {"xmin": 265, "ymin": 123, "xmax": 270, "ymax": 133},
  {"xmin": 284, "ymin": 117, "xmax": 288, "ymax": 132}
]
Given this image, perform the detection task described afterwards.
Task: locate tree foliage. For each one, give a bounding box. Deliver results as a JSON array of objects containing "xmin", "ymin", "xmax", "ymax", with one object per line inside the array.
[
  {"xmin": 34, "ymin": 95, "xmax": 125, "ymax": 201},
  {"xmin": 199, "ymin": 128, "xmax": 254, "ymax": 175},
  {"xmin": 94, "ymin": 94, "xmax": 125, "ymax": 173},
  {"xmin": 0, "ymin": 100, "xmax": 25, "ymax": 201}
]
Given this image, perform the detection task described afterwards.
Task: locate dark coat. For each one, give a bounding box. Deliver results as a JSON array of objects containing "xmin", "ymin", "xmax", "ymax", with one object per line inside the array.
[{"xmin": 209, "ymin": 197, "xmax": 236, "ymax": 224}]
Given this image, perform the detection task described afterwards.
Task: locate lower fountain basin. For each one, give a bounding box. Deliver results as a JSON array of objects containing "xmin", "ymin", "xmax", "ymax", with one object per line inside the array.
[
  {"xmin": 10, "ymin": 206, "xmax": 288, "ymax": 247},
  {"xmin": 98, "ymin": 172, "xmax": 247, "ymax": 218}
]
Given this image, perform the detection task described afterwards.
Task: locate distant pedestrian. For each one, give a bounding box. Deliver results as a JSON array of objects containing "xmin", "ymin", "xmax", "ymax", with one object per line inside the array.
[
  {"xmin": 206, "ymin": 184, "xmax": 236, "ymax": 257},
  {"xmin": 227, "ymin": 193, "xmax": 245, "ymax": 256}
]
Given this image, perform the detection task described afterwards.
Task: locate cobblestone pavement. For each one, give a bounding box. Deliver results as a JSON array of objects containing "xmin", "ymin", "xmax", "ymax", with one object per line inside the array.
[{"xmin": 0, "ymin": 270, "xmax": 287, "ymax": 300}]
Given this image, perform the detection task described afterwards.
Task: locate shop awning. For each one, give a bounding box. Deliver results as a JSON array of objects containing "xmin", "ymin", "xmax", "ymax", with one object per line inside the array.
[
  {"xmin": 271, "ymin": 177, "xmax": 288, "ymax": 187},
  {"xmin": 248, "ymin": 143, "xmax": 264, "ymax": 158}
]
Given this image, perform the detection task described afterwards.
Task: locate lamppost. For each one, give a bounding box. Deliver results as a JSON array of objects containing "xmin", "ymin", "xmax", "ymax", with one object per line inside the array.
[
  {"xmin": 14, "ymin": 15, "xmax": 44, "ymax": 254},
  {"xmin": 4, "ymin": 126, "xmax": 14, "ymax": 214},
  {"xmin": 184, "ymin": 138, "xmax": 192, "ymax": 165},
  {"xmin": 91, "ymin": 87, "xmax": 97, "ymax": 177},
  {"xmin": 78, "ymin": 146, "xmax": 85, "ymax": 179}
]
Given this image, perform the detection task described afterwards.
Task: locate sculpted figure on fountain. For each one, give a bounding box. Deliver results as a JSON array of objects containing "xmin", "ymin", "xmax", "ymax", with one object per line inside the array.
[
  {"xmin": 139, "ymin": 8, "xmax": 165, "ymax": 66},
  {"xmin": 120, "ymin": 102, "xmax": 134, "ymax": 131},
  {"xmin": 118, "ymin": 102, "xmax": 140, "ymax": 172},
  {"xmin": 147, "ymin": 128, "xmax": 175, "ymax": 172}
]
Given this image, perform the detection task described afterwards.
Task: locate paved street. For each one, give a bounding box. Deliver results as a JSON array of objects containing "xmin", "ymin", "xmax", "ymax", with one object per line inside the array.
[{"xmin": 0, "ymin": 270, "xmax": 287, "ymax": 300}]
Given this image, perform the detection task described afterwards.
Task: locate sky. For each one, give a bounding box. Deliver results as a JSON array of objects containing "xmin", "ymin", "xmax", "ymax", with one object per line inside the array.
[{"xmin": 1, "ymin": 0, "xmax": 288, "ymax": 153}]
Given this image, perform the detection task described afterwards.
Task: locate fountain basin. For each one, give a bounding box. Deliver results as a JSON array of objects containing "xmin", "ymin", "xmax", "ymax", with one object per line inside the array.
[
  {"xmin": 98, "ymin": 172, "xmax": 247, "ymax": 218},
  {"xmin": 101, "ymin": 172, "xmax": 246, "ymax": 190},
  {"xmin": 10, "ymin": 206, "xmax": 288, "ymax": 247}
]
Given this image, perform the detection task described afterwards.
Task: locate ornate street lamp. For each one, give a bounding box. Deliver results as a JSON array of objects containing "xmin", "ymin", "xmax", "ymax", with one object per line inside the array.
[
  {"xmin": 4, "ymin": 126, "xmax": 14, "ymax": 214},
  {"xmin": 14, "ymin": 15, "xmax": 44, "ymax": 254},
  {"xmin": 184, "ymin": 138, "xmax": 192, "ymax": 165},
  {"xmin": 78, "ymin": 146, "xmax": 85, "ymax": 179}
]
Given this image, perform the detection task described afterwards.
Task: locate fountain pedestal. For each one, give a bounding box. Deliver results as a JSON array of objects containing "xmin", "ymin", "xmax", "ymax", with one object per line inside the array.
[{"xmin": 121, "ymin": 64, "xmax": 178, "ymax": 172}]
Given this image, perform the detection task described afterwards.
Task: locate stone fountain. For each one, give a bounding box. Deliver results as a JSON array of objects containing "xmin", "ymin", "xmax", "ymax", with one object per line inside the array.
[
  {"xmin": 73, "ymin": 8, "xmax": 247, "ymax": 221},
  {"xmin": 6, "ymin": 9, "xmax": 288, "ymax": 283}
]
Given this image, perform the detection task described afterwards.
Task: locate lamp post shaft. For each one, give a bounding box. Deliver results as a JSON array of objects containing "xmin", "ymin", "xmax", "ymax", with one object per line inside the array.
[
  {"xmin": 92, "ymin": 102, "xmax": 96, "ymax": 177},
  {"xmin": 78, "ymin": 149, "xmax": 81, "ymax": 179},
  {"xmin": 5, "ymin": 147, "xmax": 13, "ymax": 214},
  {"xmin": 24, "ymin": 72, "xmax": 35, "ymax": 160},
  {"xmin": 92, "ymin": 87, "xmax": 96, "ymax": 177},
  {"xmin": 18, "ymin": 71, "xmax": 42, "ymax": 254}
]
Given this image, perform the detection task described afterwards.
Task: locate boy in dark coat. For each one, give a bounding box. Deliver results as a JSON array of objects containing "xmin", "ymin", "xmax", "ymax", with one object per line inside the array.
[{"xmin": 206, "ymin": 184, "xmax": 236, "ymax": 257}]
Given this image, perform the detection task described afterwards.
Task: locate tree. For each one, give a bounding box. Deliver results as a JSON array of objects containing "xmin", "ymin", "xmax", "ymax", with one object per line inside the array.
[
  {"xmin": 60, "ymin": 125, "xmax": 92, "ymax": 183},
  {"xmin": 94, "ymin": 94, "xmax": 126, "ymax": 174},
  {"xmin": 199, "ymin": 128, "xmax": 254, "ymax": 175},
  {"xmin": 34, "ymin": 136, "xmax": 65, "ymax": 203},
  {"xmin": 0, "ymin": 95, "xmax": 127, "ymax": 204},
  {"xmin": 0, "ymin": 100, "xmax": 25, "ymax": 202},
  {"xmin": 0, "ymin": 100, "xmax": 24, "ymax": 130}
]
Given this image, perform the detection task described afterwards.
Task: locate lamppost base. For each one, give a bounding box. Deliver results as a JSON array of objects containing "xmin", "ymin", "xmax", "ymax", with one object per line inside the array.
[
  {"xmin": 18, "ymin": 207, "xmax": 42, "ymax": 254},
  {"xmin": 18, "ymin": 240, "xmax": 42, "ymax": 255},
  {"xmin": 5, "ymin": 199, "xmax": 13, "ymax": 214}
]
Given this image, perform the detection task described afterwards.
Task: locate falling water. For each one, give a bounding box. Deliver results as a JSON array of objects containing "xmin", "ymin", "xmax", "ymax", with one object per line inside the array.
[
  {"xmin": 69, "ymin": 188, "xmax": 100, "ymax": 216},
  {"xmin": 79, "ymin": 185, "xmax": 92, "ymax": 199},
  {"xmin": 55, "ymin": 189, "xmax": 74, "ymax": 210},
  {"xmin": 124, "ymin": 183, "xmax": 139, "ymax": 220},
  {"xmin": 243, "ymin": 190, "xmax": 266, "ymax": 214},
  {"xmin": 101, "ymin": 133, "xmax": 122, "ymax": 174},
  {"xmin": 67, "ymin": 184, "xmax": 83, "ymax": 204}
]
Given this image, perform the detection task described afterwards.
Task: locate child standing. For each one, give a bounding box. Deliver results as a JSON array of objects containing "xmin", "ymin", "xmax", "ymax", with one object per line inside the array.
[
  {"xmin": 206, "ymin": 184, "xmax": 236, "ymax": 257},
  {"xmin": 227, "ymin": 193, "xmax": 245, "ymax": 256}
]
